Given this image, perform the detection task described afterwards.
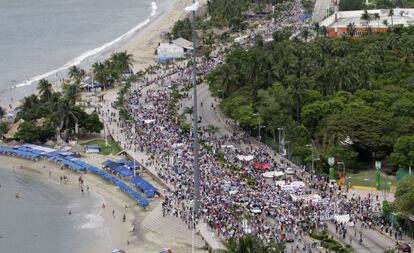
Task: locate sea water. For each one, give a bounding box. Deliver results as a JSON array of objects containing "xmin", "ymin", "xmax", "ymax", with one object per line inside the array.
[
  {"xmin": 0, "ymin": 0, "xmax": 171, "ymax": 106},
  {"xmin": 0, "ymin": 167, "xmax": 108, "ymax": 253}
]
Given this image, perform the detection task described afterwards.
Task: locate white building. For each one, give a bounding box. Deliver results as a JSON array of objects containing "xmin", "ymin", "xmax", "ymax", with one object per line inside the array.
[
  {"xmin": 157, "ymin": 43, "xmax": 185, "ymax": 62},
  {"xmin": 321, "ymin": 8, "xmax": 414, "ymax": 37}
]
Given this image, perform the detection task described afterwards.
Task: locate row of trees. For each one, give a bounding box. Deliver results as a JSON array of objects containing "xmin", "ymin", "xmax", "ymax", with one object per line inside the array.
[
  {"xmin": 15, "ymin": 78, "xmax": 103, "ymax": 143},
  {"xmin": 207, "ymin": 27, "xmax": 414, "ymax": 172},
  {"xmin": 207, "ymin": 0, "xmax": 282, "ymax": 28},
  {"xmin": 340, "ymin": 0, "xmax": 414, "ymax": 11},
  {"xmin": 11, "ymin": 50, "xmax": 135, "ymax": 143}
]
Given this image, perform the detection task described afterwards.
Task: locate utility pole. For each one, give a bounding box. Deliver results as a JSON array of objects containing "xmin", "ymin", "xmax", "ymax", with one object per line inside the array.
[
  {"xmin": 277, "ymin": 127, "xmax": 285, "ymax": 156},
  {"xmin": 184, "ymin": 2, "xmax": 200, "ymax": 252},
  {"xmin": 190, "ymin": 0, "xmax": 200, "ymax": 217}
]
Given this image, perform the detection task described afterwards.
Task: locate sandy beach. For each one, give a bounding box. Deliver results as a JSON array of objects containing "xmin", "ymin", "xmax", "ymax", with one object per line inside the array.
[
  {"xmin": 1, "ymin": 1, "xmax": 210, "ymax": 252},
  {"xmin": 122, "ymin": 0, "xmax": 205, "ymax": 71},
  {"xmin": 0, "ymin": 154, "xmax": 207, "ymax": 253}
]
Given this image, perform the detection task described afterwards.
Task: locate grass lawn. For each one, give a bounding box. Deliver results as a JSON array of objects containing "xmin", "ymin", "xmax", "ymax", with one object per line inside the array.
[
  {"xmin": 82, "ymin": 138, "xmax": 122, "ymax": 155},
  {"xmin": 346, "ymin": 170, "xmax": 397, "ymax": 191}
]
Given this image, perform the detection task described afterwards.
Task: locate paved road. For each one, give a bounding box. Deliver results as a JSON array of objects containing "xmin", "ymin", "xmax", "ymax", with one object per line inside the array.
[
  {"xmin": 180, "ymin": 82, "xmax": 408, "ymax": 253},
  {"xmin": 180, "ymin": 83, "xmax": 232, "ymax": 137},
  {"xmin": 328, "ymin": 220, "xmax": 399, "ymax": 253},
  {"xmin": 313, "ymin": 0, "xmax": 331, "ymax": 23}
]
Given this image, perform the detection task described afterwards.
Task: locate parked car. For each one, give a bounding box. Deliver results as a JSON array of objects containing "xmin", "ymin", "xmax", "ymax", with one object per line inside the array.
[{"xmin": 399, "ymin": 243, "xmax": 411, "ymax": 252}]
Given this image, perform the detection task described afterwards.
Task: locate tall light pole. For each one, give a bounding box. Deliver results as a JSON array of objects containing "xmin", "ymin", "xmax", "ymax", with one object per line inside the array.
[
  {"xmin": 253, "ymin": 113, "xmax": 261, "ymax": 140},
  {"xmin": 277, "ymin": 127, "xmax": 284, "ymax": 156},
  {"xmin": 190, "ymin": 0, "xmax": 200, "ymax": 216},
  {"xmin": 185, "ymin": 2, "xmax": 200, "ymax": 250}
]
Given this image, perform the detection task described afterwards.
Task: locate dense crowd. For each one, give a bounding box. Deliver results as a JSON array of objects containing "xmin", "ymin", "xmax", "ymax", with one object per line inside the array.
[{"xmin": 97, "ymin": 2, "xmax": 402, "ymax": 251}]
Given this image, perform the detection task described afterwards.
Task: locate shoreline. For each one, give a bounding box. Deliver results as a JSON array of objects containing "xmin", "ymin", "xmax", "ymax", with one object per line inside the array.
[
  {"xmin": 1, "ymin": 0, "xmax": 191, "ymax": 109},
  {"xmin": 0, "ymin": 155, "xmax": 140, "ymax": 253},
  {"xmin": 0, "ymin": 154, "xmax": 207, "ymax": 253}
]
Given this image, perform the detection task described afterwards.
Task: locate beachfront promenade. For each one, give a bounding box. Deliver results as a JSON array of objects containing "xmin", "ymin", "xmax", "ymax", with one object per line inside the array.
[{"xmin": 99, "ymin": 88, "xmax": 225, "ymax": 250}]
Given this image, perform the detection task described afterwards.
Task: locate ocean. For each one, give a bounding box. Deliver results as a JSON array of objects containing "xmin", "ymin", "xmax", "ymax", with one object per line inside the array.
[
  {"xmin": 0, "ymin": 167, "xmax": 106, "ymax": 253},
  {"xmin": 0, "ymin": 0, "xmax": 171, "ymax": 107}
]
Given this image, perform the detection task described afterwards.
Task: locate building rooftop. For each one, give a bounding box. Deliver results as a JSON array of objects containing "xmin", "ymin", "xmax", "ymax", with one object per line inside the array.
[
  {"xmin": 172, "ymin": 37, "xmax": 194, "ymax": 50},
  {"xmin": 321, "ymin": 8, "xmax": 414, "ymax": 28}
]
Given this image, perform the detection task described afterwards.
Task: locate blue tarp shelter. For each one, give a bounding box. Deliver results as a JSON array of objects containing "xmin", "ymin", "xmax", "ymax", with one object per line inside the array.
[
  {"xmin": 132, "ymin": 176, "xmax": 158, "ymax": 198},
  {"xmin": 0, "ymin": 145, "xmax": 149, "ymax": 208}
]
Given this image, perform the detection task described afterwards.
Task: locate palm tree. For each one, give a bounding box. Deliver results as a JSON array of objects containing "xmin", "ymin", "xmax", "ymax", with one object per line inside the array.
[
  {"xmin": 320, "ymin": 26, "xmax": 328, "ymax": 37},
  {"xmin": 37, "ymin": 79, "xmax": 53, "ymax": 101},
  {"xmin": 110, "ymin": 51, "xmax": 135, "ymax": 74},
  {"xmin": 56, "ymin": 98, "xmax": 79, "ymax": 140},
  {"xmin": 224, "ymin": 235, "xmax": 285, "ymax": 253},
  {"xmin": 287, "ymin": 74, "xmax": 307, "ymax": 123},
  {"xmin": 361, "ymin": 10, "xmax": 372, "ymax": 32},
  {"xmin": 388, "ymin": 8, "xmax": 394, "ymax": 28},
  {"xmin": 92, "ymin": 62, "xmax": 108, "ymax": 89},
  {"xmin": 312, "ymin": 22, "xmax": 321, "ymax": 37},
  {"xmin": 183, "ymin": 106, "xmax": 193, "ymax": 115},
  {"xmin": 373, "ymin": 13, "xmax": 380, "ymax": 31},
  {"xmin": 346, "ymin": 23, "xmax": 357, "ymax": 38},
  {"xmin": 63, "ymin": 84, "xmax": 81, "ymax": 105},
  {"xmin": 68, "ymin": 65, "xmax": 86, "ymax": 84},
  {"xmin": 301, "ymin": 29, "xmax": 310, "ymax": 41},
  {"xmin": 19, "ymin": 94, "xmax": 39, "ymax": 111},
  {"xmin": 207, "ymin": 124, "xmax": 219, "ymax": 136}
]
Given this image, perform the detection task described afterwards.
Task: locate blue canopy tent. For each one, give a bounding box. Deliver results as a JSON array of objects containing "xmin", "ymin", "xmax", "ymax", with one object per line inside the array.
[
  {"xmin": 102, "ymin": 159, "xmax": 113, "ymax": 167},
  {"xmin": 116, "ymin": 159, "xmax": 128, "ymax": 165},
  {"xmin": 127, "ymin": 160, "xmax": 141, "ymax": 168},
  {"xmin": 132, "ymin": 176, "xmax": 158, "ymax": 198},
  {"xmin": 0, "ymin": 145, "xmax": 149, "ymax": 208}
]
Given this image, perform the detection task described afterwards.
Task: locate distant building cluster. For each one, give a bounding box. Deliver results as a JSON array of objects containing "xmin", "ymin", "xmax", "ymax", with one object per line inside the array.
[{"xmin": 321, "ymin": 8, "xmax": 414, "ymax": 37}]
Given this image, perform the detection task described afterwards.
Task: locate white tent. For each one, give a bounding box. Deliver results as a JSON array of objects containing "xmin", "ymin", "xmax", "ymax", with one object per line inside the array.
[
  {"xmin": 262, "ymin": 171, "xmax": 284, "ymax": 178},
  {"xmin": 236, "ymin": 155, "xmax": 254, "ymax": 161},
  {"xmin": 157, "ymin": 43, "xmax": 185, "ymax": 60}
]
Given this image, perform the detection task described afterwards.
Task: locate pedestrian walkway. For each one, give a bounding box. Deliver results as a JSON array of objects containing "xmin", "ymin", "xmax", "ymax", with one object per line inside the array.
[
  {"xmin": 97, "ymin": 88, "xmax": 226, "ymax": 251},
  {"xmin": 143, "ymin": 202, "xmax": 206, "ymax": 248}
]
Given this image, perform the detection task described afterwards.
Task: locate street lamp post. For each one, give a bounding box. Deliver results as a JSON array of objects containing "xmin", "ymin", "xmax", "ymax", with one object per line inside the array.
[
  {"xmin": 253, "ymin": 113, "xmax": 261, "ymax": 140},
  {"xmin": 185, "ymin": 1, "xmax": 200, "ymax": 252},
  {"xmin": 277, "ymin": 127, "xmax": 284, "ymax": 156}
]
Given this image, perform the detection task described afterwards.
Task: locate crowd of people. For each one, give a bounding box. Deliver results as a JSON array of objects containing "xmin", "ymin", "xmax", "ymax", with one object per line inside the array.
[{"xmin": 96, "ymin": 1, "xmax": 403, "ymax": 251}]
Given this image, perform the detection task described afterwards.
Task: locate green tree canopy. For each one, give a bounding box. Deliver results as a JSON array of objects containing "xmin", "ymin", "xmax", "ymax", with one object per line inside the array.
[
  {"xmin": 393, "ymin": 176, "xmax": 414, "ymax": 215},
  {"xmin": 391, "ymin": 135, "xmax": 414, "ymax": 169},
  {"xmin": 224, "ymin": 235, "xmax": 285, "ymax": 253}
]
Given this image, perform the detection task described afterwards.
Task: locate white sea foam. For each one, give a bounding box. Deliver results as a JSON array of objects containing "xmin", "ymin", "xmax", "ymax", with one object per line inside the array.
[
  {"xmin": 14, "ymin": 2, "xmax": 159, "ymax": 89},
  {"xmin": 151, "ymin": 2, "xmax": 158, "ymax": 16},
  {"xmin": 79, "ymin": 211, "xmax": 104, "ymax": 229}
]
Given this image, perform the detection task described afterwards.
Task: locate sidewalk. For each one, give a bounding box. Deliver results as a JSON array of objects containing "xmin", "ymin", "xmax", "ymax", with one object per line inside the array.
[{"xmin": 97, "ymin": 86, "xmax": 226, "ymax": 251}]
